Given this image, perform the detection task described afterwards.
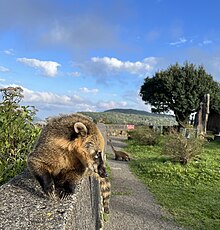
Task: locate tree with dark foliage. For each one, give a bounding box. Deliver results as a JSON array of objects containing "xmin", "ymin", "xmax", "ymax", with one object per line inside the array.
[{"xmin": 140, "ymin": 62, "xmax": 220, "ymax": 128}]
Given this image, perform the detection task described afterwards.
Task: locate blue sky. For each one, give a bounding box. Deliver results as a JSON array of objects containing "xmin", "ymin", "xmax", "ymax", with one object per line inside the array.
[{"xmin": 1, "ymin": 0, "xmax": 220, "ymax": 118}]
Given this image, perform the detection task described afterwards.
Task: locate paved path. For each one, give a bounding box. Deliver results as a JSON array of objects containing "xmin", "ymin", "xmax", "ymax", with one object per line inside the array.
[{"xmin": 98, "ymin": 123, "xmax": 185, "ymax": 230}]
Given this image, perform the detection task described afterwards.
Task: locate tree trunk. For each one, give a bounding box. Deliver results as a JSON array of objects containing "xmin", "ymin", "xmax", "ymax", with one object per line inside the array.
[{"xmin": 175, "ymin": 112, "xmax": 189, "ymax": 131}]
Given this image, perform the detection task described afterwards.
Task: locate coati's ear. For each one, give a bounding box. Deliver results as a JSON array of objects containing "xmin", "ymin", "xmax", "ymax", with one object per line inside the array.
[{"xmin": 74, "ymin": 122, "xmax": 88, "ymax": 137}]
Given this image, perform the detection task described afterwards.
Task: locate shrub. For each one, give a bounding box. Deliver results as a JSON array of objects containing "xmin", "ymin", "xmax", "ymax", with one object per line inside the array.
[
  {"xmin": 128, "ymin": 126, "xmax": 160, "ymax": 146},
  {"xmin": 162, "ymin": 131, "xmax": 204, "ymax": 164},
  {"xmin": 0, "ymin": 87, "xmax": 41, "ymax": 185}
]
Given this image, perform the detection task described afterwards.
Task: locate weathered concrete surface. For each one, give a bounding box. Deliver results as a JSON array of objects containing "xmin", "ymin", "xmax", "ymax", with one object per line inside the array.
[{"xmin": 0, "ymin": 169, "xmax": 101, "ymax": 230}]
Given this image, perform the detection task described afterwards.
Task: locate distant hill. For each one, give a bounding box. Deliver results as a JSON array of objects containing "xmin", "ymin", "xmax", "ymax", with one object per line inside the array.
[
  {"xmin": 81, "ymin": 109, "xmax": 177, "ymax": 126},
  {"xmin": 33, "ymin": 117, "xmax": 47, "ymax": 126},
  {"xmin": 104, "ymin": 108, "xmax": 152, "ymax": 116},
  {"xmin": 104, "ymin": 108, "xmax": 173, "ymax": 118}
]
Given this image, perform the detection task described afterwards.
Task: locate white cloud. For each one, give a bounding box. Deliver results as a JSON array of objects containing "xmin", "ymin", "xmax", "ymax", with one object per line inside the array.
[
  {"xmin": 0, "ymin": 78, "xmax": 6, "ymax": 82},
  {"xmin": 79, "ymin": 87, "xmax": 99, "ymax": 94},
  {"xmin": 22, "ymin": 87, "xmax": 72, "ymax": 105},
  {"xmin": 169, "ymin": 37, "xmax": 187, "ymax": 46},
  {"xmin": 0, "ymin": 84, "xmax": 73, "ymax": 106},
  {"xmin": 17, "ymin": 58, "xmax": 61, "ymax": 77},
  {"xmin": 3, "ymin": 49, "xmax": 14, "ymax": 55},
  {"xmin": 91, "ymin": 57, "xmax": 157, "ymax": 75},
  {"xmin": 22, "ymin": 86, "xmax": 99, "ymax": 114},
  {"xmin": 21, "ymin": 86, "xmax": 129, "ymax": 117},
  {"xmin": 21, "ymin": 86, "xmax": 128, "ymax": 116},
  {"xmin": 74, "ymin": 57, "xmax": 159, "ymax": 82},
  {"xmin": 97, "ymin": 101, "xmax": 127, "ymax": 110},
  {"xmin": 0, "ymin": 66, "xmax": 10, "ymax": 72},
  {"xmin": 67, "ymin": 71, "xmax": 81, "ymax": 77},
  {"xmin": 199, "ymin": 40, "xmax": 213, "ymax": 46},
  {"xmin": 203, "ymin": 40, "xmax": 212, "ymax": 45}
]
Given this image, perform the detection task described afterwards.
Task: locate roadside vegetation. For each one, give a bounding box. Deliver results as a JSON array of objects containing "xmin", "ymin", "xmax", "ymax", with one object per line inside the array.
[
  {"xmin": 81, "ymin": 110, "xmax": 177, "ymax": 126},
  {"xmin": 0, "ymin": 87, "xmax": 41, "ymax": 185},
  {"xmin": 126, "ymin": 129, "xmax": 220, "ymax": 230}
]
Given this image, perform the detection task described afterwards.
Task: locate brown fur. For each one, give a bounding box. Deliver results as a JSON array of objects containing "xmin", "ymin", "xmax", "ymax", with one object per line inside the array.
[
  {"xmin": 108, "ymin": 138, "xmax": 130, "ymax": 161},
  {"xmin": 100, "ymin": 177, "xmax": 111, "ymax": 213},
  {"xmin": 28, "ymin": 113, "xmax": 110, "ymax": 213}
]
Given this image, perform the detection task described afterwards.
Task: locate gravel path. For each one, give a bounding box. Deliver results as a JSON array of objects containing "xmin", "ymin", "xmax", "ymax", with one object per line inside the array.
[{"xmin": 98, "ymin": 124, "xmax": 185, "ymax": 230}]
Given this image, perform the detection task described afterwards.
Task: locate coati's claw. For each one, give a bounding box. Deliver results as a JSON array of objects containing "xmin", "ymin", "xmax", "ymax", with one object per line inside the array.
[
  {"xmin": 57, "ymin": 188, "xmax": 72, "ymax": 200},
  {"xmin": 48, "ymin": 190, "xmax": 56, "ymax": 200},
  {"xmin": 60, "ymin": 191, "xmax": 65, "ymax": 200},
  {"xmin": 64, "ymin": 193, "xmax": 71, "ymax": 200},
  {"xmin": 46, "ymin": 184, "xmax": 56, "ymax": 199}
]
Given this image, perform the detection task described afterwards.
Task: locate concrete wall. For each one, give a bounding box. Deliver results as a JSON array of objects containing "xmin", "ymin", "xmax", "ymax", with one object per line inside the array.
[{"xmin": 0, "ymin": 169, "xmax": 102, "ymax": 230}]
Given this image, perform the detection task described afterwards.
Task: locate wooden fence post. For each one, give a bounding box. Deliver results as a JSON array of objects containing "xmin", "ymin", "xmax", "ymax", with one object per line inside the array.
[{"xmin": 196, "ymin": 94, "xmax": 210, "ymax": 137}]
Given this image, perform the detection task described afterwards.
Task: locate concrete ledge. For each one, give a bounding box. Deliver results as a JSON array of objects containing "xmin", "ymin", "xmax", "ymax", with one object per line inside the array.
[{"xmin": 0, "ymin": 169, "xmax": 102, "ymax": 230}]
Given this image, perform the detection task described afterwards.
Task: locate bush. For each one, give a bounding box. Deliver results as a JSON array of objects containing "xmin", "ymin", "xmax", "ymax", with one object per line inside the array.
[
  {"xmin": 162, "ymin": 131, "xmax": 204, "ymax": 164},
  {"xmin": 0, "ymin": 87, "xmax": 41, "ymax": 185},
  {"xmin": 128, "ymin": 126, "xmax": 160, "ymax": 146}
]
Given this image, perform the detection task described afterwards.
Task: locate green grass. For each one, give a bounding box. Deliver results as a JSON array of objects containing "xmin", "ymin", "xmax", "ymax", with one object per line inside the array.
[{"xmin": 126, "ymin": 139, "xmax": 220, "ymax": 230}]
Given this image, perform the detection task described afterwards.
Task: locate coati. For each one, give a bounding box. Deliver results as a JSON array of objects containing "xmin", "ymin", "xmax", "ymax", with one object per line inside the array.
[
  {"xmin": 28, "ymin": 113, "xmax": 110, "ymax": 213},
  {"xmin": 108, "ymin": 138, "xmax": 131, "ymax": 161}
]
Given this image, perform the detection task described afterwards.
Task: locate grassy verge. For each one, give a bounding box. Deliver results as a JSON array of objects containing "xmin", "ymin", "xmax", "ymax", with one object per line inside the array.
[{"xmin": 126, "ymin": 139, "xmax": 220, "ymax": 230}]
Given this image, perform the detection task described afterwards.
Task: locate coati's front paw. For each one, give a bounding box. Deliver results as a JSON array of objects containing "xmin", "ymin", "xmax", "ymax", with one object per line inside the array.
[
  {"xmin": 57, "ymin": 189, "xmax": 72, "ymax": 200},
  {"xmin": 56, "ymin": 182, "xmax": 76, "ymax": 200},
  {"xmin": 44, "ymin": 184, "xmax": 56, "ymax": 199}
]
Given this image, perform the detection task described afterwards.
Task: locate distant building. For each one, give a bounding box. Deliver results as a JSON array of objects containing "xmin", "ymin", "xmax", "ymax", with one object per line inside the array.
[
  {"xmin": 127, "ymin": 124, "xmax": 135, "ymax": 130},
  {"xmin": 207, "ymin": 112, "xmax": 220, "ymax": 134}
]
